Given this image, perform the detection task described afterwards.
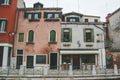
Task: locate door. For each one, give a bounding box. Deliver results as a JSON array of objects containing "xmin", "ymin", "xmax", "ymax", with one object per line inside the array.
[
  {"xmin": 16, "ymin": 56, "xmax": 23, "ymax": 69},
  {"xmin": 73, "ymin": 55, "xmax": 80, "ymax": 69},
  {"xmin": 50, "ymin": 53, "xmax": 57, "ymax": 69},
  {"xmin": 26, "ymin": 56, "xmax": 34, "ymax": 68},
  {"xmin": 0, "ymin": 46, "xmax": 3, "ymax": 67}
]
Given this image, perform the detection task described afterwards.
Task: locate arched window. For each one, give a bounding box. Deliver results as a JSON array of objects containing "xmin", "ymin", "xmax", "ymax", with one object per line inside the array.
[
  {"xmin": 50, "ymin": 30, "xmax": 56, "ymax": 42},
  {"xmin": 28, "ymin": 30, "xmax": 34, "ymax": 42}
]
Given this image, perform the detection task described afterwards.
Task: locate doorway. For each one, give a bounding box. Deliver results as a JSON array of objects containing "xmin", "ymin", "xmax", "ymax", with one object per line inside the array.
[
  {"xmin": 50, "ymin": 53, "xmax": 57, "ymax": 69},
  {"xmin": 26, "ymin": 56, "xmax": 34, "ymax": 68},
  {"xmin": 0, "ymin": 46, "xmax": 3, "ymax": 67},
  {"xmin": 73, "ymin": 55, "xmax": 80, "ymax": 69}
]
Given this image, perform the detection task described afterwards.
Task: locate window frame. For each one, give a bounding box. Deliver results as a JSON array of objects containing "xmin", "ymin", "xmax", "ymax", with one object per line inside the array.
[
  {"xmin": 62, "ymin": 28, "xmax": 72, "ymax": 42},
  {"xmin": 83, "ymin": 28, "xmax": 94, "ymax": 42},
  {"xmin": 50, "ymin": 30, "xmax": 56, "ymax": 42},
  {"xmin": 18, "ymin": 33, "xmax": 24, "ymax": 42},
  {"xmin": 35, "ymin": 54, "xmax": 47, "ymax": 64},
  {"xmin": 0, "ymin": 0, "xmax": 11, "ymax": 5},
  {"xmin": 28, "ymin": 30, "xmax": 34, "ymax": 43},
  {"xmin": 0, "ymin": 19, "xmax": 7, "ymax": 32},
  {"xmin": 66, "ymin": 17, "xmax": 80, "ymax": 22}
]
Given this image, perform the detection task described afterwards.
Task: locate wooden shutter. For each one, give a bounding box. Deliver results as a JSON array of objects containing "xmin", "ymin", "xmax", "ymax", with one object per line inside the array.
[
  {"xmin": 61, "ymin": 28, "xmax": 64, "ymax": 42},
  {"xmin": 24, "ymin": 13, "xmax": 28, "ymax": 18},
  {"xmin": 9, "ymin": 0, "xmax": 11, "ymax": 4},
  {"xmin": 50, "ymin": 30, "xmax": 56, "ymax": 42},
  {"xmin": 76, "ymin": 17, "xmax": 79, "ymax": 22},
  {"xmin": 66, "ymin": 17, "xmax": 70, "ymax": 22},
  {"xmin": 69, "ymin": 28, "xmax": 72, "ymax": 42},
  {"xmin": 28, "ymin": 30, "xmax": 34, "ymax": 42},
  {"xmin": 38, "ymin": 12, "xmax": 41, "ymax": 18},
  {"xmin": 83, "ymin": 29, "xmax": 86, "ymax": 42},
  {"xmin": 59, "ymin": 12, "xmax": 62, "ymax": 18},
  {"xmin": 91, "ymin": 29, "xmax": 94, "ymax": 42},
  {"xmin": 44, "ymin": 12, "xmax": 47, "ymax": 18},
  {"xmin": 4, "ymin": 20, "xmax": 7, "ymax": 31}
]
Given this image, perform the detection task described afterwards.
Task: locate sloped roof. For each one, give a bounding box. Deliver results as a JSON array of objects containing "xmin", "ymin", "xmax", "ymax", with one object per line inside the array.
[{"xmin": 63, "ymin": 12, "xmax": 83, "ymax": 17}]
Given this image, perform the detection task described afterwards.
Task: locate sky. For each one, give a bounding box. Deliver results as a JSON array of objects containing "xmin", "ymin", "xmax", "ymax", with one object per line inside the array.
[{"xmin": 24, "ymin": 0, "xmax": 120, "ymax": 21}]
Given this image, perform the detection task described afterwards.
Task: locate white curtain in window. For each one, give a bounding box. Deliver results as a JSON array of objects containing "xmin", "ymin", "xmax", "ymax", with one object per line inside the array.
[{"xmin": 0, "ymin": 21, "xmax": 6, "ymax": 32}]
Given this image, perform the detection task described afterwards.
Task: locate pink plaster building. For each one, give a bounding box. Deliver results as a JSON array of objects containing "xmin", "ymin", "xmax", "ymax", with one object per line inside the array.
[{"xmin": 13, "ymin": 2, "xmax": 62, "ymax": 69}]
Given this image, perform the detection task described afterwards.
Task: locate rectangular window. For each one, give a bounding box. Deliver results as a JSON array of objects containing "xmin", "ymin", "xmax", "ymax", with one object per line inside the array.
[
  {"xmin": 0, "ymin": 19, "xmax": 7, "ymax": 32},
  {"xmin": 94, "ymin": 19, "xmax": 98, "ymax": 22},
  {"xmin": 85, "ymin": 19, "xmax": 88, "ymax": 22},
  {"xmin": 16, "ymin": 50, "xmax": 23, "ymax": 69},
  {"xmin": 84, "ymin": 28, "xmax": 94, "ymax": 42},
  {"xmin": 48, "ymin": 14, "xmax": 53, "ymax": 19},
  {"xmin": 34, "ymin": 13, "xmax": 38, "ymax": 19},
  {"xmin": 66, "ymin": 17, "xmax": 80, "ymax": 22},
  {"xmin": 18, "ymin": 33, "xmax": 24, "ymax": 42},
  {"xmin": 0, "ymin": 0, "xmax": 11, "ymax": 5},
  {"xmin": 62, "ymin": 28, "xmax": 72, "ymax": 42},
  {"xmin": 24, "ymin": 12, "xmax": 41, "ymax": 20},
  {"xmin": 28, "ymin": 14, "xmax": 32, "ymax": 19},
  {"xmin": 36, "ymin": 55, "xmax": 46, "ymax": 64},
  {"xmin": 44, "ymin": 12, "xmax": 62, "ymax": 19}
]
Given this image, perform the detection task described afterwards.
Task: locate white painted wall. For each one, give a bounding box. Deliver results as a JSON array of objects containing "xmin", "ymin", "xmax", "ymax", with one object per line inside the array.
[{"xmin": 61, "ymin": 24, "xmax": 105, "ymax": 49}]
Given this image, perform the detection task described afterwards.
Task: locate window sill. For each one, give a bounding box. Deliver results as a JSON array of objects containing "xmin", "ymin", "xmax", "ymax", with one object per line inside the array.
[
  {"xmin": 29, "ymin": 19, "xmax": 40, "ymax": 22},
  {"xmin": 48, "ymin": 42, "xmax": 57, "ymax": 44},
  {"xmin": 86, "ymin": 44, "xmax": 93, "ymax": 47},
  {"xmin": 63, "ymin": 43, "xmax": 71, "ymax": 47},
  {"xmin": 0, "ymin": 4, "xmax": 10, "ymax": 6},
  {"xmin": 44, "ymin": 18, "xmax": 59, "ymax": 21},
  {"xmin": 26, "ymin": 42, "xmax": 34, "ymax": 45}
]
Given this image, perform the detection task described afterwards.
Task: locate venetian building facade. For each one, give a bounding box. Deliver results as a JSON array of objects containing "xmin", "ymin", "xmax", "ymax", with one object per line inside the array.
[
  {"xmin": 0, "ymin": 0, "xmax": 25, "ymax": 69},
  {"xmin": 59, "ymin": 12, "xmax": 106, "ymax": 70},
  {"xmin": 13, "ymin": 2, "xmax": 62, "ymax": 69}
]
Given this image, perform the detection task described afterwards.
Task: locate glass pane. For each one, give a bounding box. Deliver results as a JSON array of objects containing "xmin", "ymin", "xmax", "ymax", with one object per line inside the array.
[
  {"xmin": 18, "ymin": 33, "xmax": 24, "ymax": 42},
  {"xmin": 47, "ymin": 14, "xmax": 53, "ymax": 18},
  {"xmin": 54, "ymin": 14, "xmax": 59, "ymax": 18},
  {"xmin": 17, "ymin": 50, "xmax": 23, "ymax": 55},
  {"xmin": 36, "ymin": 55, "xmax": 46, "ymax": 64}
]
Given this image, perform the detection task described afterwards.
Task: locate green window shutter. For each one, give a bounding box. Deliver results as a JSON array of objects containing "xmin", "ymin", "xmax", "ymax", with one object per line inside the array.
[
  {"xmin": 69, "ymin": 28, "xmax": 72, "ymax": 42},
  {"xmin": 59, "ymin": 12, "xmax": 62, "ymax": 18},
  {"xmin": 24, "ymin": 13, "xmax": 28, "ymax": 18},
  {"xmin": 38, "ymin": 12, "xmax": 41, "ymax": 18},
  {"xmin": 61, "ymin": 28, "xmax": 64, "ymax": 42},
  {"xmin": 44, "ymin": 12, "xmax": 47, "ymax": 18},
  {"xmin": 66, "ymin": 17, "xmax": 70, "ymax": 22},
  {"xmin": 28, "ymin": 30, "xmax": 34, "ymax": 42},
  {"xmin": 1, "ymin": 0, "xmax": 4, "ymax": 4},
  {"xmin": 83, "ymin": 29, "xmax": 86, "ymax": 42},
  {"xmin": 4, "ymin": 20, "xmax": 7, "ymax": 31},
  {"xmin": 9, "ymin": 0, "xmax": 11, "ymax": 4},
  {"xmin": 91, "ymin": 29, "xmax": 94, "ymax": 42},
  {"xmin": 0, "ymin": 0, "xmax": 2, "ymax": 4},
  {"xmin": 50, "ymin": 30, "xmax": 56, "ymax": 42},
  {"xmin": 76, "ymin": 17, "xmax": 79, "ymax": 22},
  {"xmin": 18, "ymin": 33, "xmax": 24, "ymax": 42}
]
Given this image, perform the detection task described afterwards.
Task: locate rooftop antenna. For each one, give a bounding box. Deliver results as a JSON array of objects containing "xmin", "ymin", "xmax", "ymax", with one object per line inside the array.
[{"xmin": 77, "ymin": 0, "xmax": 80, "ymax": 12}]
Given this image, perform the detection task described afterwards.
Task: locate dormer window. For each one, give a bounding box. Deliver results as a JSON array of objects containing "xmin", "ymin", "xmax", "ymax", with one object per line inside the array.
[
  {"xmin": 33, "ymin": 2, "xmax": 43, "ymax": 9},
  {"xmin": 66, "ymin": 17, "xmax": 79, "ymax": 22}
]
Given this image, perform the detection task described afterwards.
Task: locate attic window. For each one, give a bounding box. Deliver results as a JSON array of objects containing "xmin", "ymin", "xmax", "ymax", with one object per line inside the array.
[{"xmin": 33, "ymin": 2, "xmax": 43, "ymax": 9}]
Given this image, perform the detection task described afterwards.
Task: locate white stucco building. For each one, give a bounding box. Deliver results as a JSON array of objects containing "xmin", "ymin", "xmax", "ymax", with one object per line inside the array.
[{"xmin": 59, "ymin": 12, "xmax": 106, "ymax": 69}]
